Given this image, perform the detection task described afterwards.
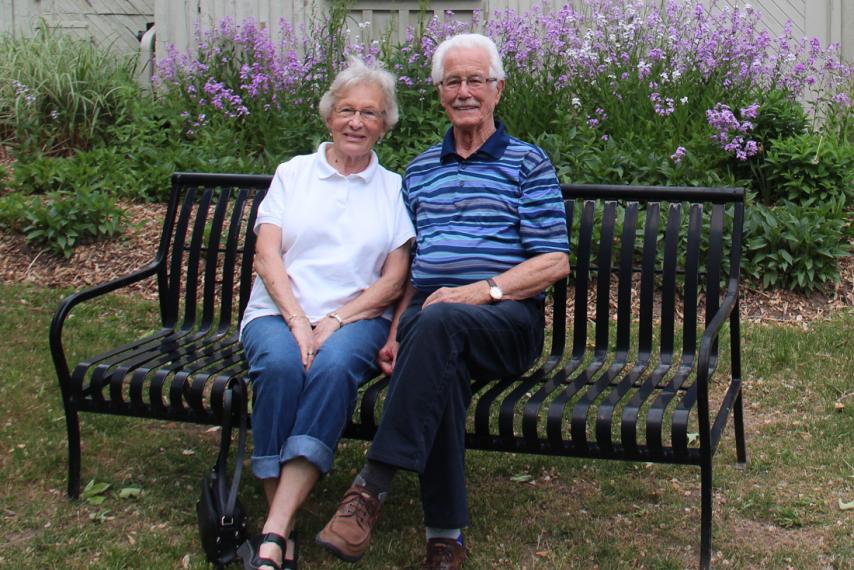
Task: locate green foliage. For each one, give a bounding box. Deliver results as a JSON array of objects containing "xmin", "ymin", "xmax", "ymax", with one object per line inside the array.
[
  {"xmin": 0, "ymin": 188, "xmax": 124, "ymax": 257},
  {"xmin": 763, "ymin": 132, "xmax": 854, "ymax": 206},
  {"xmin": 0, "ymin": 22, "xmax": 141, "ymax": 156},
  {"xmin": 743, "ymin": 196, "xmax": 851, "ymax": 291},
  {"xmin": 748, "ymin": 89, "xmax": 808, "ymax": 145}
]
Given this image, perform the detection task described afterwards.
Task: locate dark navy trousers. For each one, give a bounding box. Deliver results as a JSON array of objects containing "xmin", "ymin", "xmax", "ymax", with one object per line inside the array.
[{"xmin": 367, "ymin": 295, "xmax": 544, "ymax": 528}]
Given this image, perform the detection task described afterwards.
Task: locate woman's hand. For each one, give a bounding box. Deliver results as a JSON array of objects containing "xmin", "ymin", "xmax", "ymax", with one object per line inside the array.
[
  {"xmin": 289, "ymin": 318, "xmax": 317, "ymax": 369},
  {"xmin": 312, "ymin": 315, "xmax": 341, "ymax": 356},
  {"xmin": 377, "ymin": 338, "xmax": 399, "ymax": 376}
]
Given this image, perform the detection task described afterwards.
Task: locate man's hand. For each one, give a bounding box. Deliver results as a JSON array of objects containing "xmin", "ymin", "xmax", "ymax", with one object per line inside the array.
[
  {"xmin": 423, "ymin": 282, "xmax": 490, "ymax": 307},
  {"xmin": 377, "ymin": 338, "xmax": 399, "ymax": 376}
]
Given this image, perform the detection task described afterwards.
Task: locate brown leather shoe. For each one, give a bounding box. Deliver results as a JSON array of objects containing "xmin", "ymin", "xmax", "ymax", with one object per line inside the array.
[
  {"xmin": 315, "ymin": 484, "xmax": 383, "ymax": 562},
  {"xmin": 422, "ymin": 537, "xmax": 466, "ymax": 570}
]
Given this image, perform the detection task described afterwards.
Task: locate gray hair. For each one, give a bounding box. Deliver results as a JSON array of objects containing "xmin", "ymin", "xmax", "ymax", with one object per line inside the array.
[
  {"xmin": 431, "ymin": 33, "xmax": 506, "ymax": 85},
  {"xmin": 318, "ymin": 56, "xmax": 399, "ymax": 130}
]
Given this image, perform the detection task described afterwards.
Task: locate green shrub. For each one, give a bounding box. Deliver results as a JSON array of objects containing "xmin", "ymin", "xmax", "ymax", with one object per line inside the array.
[
  {"xmin": 763, "ymin": 133, "xmax": 854, "ymax": 206},
  {"xmin": 0, "ymin": 22, "xmax": 140, "ymax": 156},
  {"xmin": 0, "ymin": 188, "xmax": 124, "ymax": 257},
  {"xmin": 0, "ymin": 191, "xmax": 26, "ymax": 230},
  {"xmin": 743, "ymin": 197, "xmax": 851, "ymax": 291}
]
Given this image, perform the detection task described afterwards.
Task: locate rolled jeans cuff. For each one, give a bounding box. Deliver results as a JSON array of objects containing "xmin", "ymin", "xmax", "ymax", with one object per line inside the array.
[
  {"xmin": 250, "ymin": 435, "xmax": 335, "ymax": 479},
  {"xmin": 282, "ymin": 434, "xmax": 335, "ymax": 474}
]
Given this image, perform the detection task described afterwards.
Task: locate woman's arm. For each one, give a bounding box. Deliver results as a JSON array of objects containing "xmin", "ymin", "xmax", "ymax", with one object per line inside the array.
[
  {"xmin": 312, "ymin": 240, "xmax": 412, "ymax": 348},
  {"xmin": 377, "ymin": 279, "xmax": 416, "ymax": 376},
  {"xmin": 253, "ymin": 223, "xmax": 316, "ymax": 368}
]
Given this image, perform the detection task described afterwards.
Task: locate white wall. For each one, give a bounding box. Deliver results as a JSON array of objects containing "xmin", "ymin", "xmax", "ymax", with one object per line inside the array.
[
  {"xmin": 2, "ymin": 1, "xmax": 851, "ymax": 83},
  {"xmin": 152, "ymin": 1, "xmax": 851, "ymax": 63},
  {"xmin": 0, "ymin": 0, "xmax": 154, "ymax": 54}
]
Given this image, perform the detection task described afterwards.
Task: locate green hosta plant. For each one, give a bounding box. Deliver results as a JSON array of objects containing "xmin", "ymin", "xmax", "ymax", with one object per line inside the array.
[
  {"xmin": 743, "ymin": 196, "xmax": 850, "ymax": 291},
  {"xmin": 2, "ymin": 188, "xmax": 125, "ymax": 257}
]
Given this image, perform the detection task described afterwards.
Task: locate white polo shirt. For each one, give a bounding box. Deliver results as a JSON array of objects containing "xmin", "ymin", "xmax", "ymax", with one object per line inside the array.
[{"xmin": 240, "ymin": 143, "xmax": 415, "ymax": 333}]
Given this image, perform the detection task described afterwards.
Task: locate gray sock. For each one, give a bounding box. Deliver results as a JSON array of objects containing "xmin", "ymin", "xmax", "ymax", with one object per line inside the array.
[{"xmin": 355, "ymin": 460, "xmax": 396, "ymax": 497}]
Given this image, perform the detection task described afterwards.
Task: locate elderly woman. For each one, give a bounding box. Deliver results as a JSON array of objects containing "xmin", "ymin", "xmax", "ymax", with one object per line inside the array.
[{"xmin": 237, "ymin": 57, "xmax": 414, "ymax": 570}]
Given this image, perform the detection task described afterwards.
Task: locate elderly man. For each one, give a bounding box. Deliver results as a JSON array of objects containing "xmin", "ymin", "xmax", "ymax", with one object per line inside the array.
[{"xmin": 316, "ymin": 33, "xmax": 570, "ymax": 569}]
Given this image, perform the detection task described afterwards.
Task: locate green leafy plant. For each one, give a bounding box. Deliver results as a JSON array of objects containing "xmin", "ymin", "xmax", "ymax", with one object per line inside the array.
[
  {"xmin": 743, "ymin": 196, "xmax": 851, "ymax": 291},
  {"xmin": 1, "ymin": 188, "xmax": 125, "ymax": 257},
  {"xmin": 763, "ymin": 132, "xmax": 854, "ymax": 206}
]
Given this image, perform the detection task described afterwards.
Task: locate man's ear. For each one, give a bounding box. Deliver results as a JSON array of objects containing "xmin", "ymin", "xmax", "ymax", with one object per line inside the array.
[{"xmin": 496, "ymin": 79, "xmax": 505, "ymax": 101}]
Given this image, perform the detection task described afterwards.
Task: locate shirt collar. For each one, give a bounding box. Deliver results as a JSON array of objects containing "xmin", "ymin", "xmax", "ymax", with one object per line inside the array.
[
  {"xmin": 440, "ymin": 120, "xmax": 509, "ymax": 162},
  {"xmin": 316, "ymin": 142, "xmax": 379, "ymax": 182}
]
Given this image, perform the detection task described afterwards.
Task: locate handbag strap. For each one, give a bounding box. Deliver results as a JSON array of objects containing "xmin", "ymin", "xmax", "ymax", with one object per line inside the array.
[{"xmin": 214, "ymin": 379, "xmax": 248, "ymax": 521}]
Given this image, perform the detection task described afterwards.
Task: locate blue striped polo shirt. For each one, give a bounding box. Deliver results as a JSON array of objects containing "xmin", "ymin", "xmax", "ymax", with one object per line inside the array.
[{"xmin": 403, "ymin": 121, "xmax": 569, "ymax": 292}]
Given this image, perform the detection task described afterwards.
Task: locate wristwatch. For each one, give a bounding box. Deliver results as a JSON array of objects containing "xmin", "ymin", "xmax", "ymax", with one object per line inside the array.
[{"xmin": 486, "ymin": 278, "xmax": 503, "ymax": 302}]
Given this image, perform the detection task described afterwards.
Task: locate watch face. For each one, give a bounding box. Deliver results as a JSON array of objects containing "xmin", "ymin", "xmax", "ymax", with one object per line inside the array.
[{"xmin": 489, "ymin": 286, "xmax": 503, "ymax": 300}]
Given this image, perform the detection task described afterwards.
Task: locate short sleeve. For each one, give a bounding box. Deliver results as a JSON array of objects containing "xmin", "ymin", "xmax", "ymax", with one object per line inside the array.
[
  {"xmin": 518, "ymin": 151, "xmax": 570, "ymax": 254},
  {"xmin": 389, "ymin": 178, "xmax": 416, "ymax": 251},
  {"xmin": 254, "ymin": 162, "xmax": 289, "ymax": 234}
]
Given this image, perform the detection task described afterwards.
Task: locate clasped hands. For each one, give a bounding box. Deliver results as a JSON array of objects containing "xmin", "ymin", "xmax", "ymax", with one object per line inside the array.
[{"xmin": 289, "ymin": 314, "xmax": 341, "ymax": 369}]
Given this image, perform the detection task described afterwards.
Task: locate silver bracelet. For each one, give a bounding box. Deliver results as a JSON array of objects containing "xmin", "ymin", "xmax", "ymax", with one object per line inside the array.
[{"xmin": 327, "ymin": 312, "xmax": 344, "ymax": 328}]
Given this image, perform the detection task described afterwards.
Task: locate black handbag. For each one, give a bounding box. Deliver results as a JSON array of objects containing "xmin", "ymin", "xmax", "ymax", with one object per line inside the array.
[{"xmin": 197, "ymin": 380, "xmax": 250, "ymax": 568}]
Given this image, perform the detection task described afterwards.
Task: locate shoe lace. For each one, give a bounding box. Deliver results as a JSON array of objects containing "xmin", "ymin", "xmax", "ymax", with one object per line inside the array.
[{"xmin": 340, "ymin": 490, "xmax": 376, "ymax": 528}]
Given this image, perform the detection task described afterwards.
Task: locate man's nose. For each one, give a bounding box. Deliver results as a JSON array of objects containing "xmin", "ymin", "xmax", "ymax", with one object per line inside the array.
[{"xmin": 456, "ymin": 81, "xmax": 474, "ymax": 98}]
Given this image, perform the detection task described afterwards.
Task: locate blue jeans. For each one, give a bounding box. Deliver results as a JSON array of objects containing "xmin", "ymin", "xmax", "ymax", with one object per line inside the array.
[
  {"xmin": 367, "ymin": 296, "xmax": 544, "ymax": 528},
  {"xmin": 241, "ymin": 314, "xmax": 389, "ymax": 479}
]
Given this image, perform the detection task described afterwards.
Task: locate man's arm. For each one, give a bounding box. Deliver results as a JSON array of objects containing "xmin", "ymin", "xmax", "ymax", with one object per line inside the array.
[{"xmin": 422, "ymin": 251, "xmax": 569, "ymax": 307}]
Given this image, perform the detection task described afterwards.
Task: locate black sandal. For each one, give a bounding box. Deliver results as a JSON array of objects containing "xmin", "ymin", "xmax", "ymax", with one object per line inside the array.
[{"xmin": 238, "ymin": 531, "xmax": 298, "ymax": 570}]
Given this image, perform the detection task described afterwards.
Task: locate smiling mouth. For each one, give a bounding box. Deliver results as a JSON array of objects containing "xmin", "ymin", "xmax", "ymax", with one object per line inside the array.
[{"xmin": 453, "ymin": 105, "xmax": 480, "ymax": 111}]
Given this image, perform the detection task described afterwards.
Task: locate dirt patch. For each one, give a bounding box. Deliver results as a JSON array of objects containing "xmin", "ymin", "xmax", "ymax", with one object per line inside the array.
[{"xmin": 0, "ymin": 201, "xmax": 166, "ymax": 301}]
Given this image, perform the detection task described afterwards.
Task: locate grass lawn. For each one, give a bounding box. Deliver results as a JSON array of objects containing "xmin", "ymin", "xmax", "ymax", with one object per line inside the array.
[{"xmin": 0, "ymin": 281, "xmax": 851, "ymax": 569}]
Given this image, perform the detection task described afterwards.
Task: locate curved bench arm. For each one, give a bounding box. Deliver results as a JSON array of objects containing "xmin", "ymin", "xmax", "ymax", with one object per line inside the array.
[
  {"xmin": 49, "ymin": 258, "xmax": 164, "ymax": 396},
  {"xmin": 694, "ymin": 278, "xmax": 741, "ymax": 452}
]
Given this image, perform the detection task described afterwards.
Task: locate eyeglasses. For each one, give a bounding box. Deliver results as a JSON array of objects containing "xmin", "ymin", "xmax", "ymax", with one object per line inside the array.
[
  {"xmin": 334, "ymin": 107, "xmax": 384, "ymax": 123},
  {"xmin": 438, "ymin": 75, "xmax": 498, "ymax": 93}
]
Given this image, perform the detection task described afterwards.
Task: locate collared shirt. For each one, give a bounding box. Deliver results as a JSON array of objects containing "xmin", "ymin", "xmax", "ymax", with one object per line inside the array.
[
  {"xmin": 403, "ymin": 121, "xmax": 569, "ymax": 292},
  {"xmin": 240, "ymin": 142, "xmax": 415, "ymax": 333}
]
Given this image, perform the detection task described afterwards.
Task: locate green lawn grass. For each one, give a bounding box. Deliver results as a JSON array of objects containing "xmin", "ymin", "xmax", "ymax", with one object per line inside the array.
[{"xmin": 0, "ymin": 282, "xmax": 851, "ymax": 569}]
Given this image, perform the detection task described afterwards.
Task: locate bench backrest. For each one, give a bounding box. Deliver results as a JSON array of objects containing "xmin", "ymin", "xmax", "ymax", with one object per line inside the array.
[
  {"xmin": 547, "ymin": 184, "xmax": 744, "ymax": 385},
  {"xmin": 158, "ymin": 173, "xmax": 272, "ymax": 334},
  {"xmin": 160, "ymin": 175, "xmax": 744, "ymax": 370}
]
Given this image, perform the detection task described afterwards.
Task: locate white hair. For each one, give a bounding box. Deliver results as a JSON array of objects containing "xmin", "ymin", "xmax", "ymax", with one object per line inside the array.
[
  {"xmin": 318, "ymin": 56, "xmax": 400, "ymax": 130},
  {"xmin": 430, "ymin": 33, "xmax": 506, "ymax": 85}
]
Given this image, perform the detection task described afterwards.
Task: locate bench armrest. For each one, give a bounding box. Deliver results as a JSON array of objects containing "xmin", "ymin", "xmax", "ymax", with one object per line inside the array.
[
  {"xmin": 49, "ymin": 257, "xmax": 164, "ymax": 396},
  {"xmin": 694, "ymin": 278, "xmax": 740, "ymax": 444}
]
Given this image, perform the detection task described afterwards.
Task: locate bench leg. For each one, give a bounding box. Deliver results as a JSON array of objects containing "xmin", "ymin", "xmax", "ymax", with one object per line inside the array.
[
  {"xmin": 733, "ymin": 388, "xmax": 747, "ymax": 467},
  {"xmin": 700, "ymin": 461, "xmax": 712, "ymax": 570},
  {"xmin": 64, "ymin": 404, "xmax": 82, "ymax": 500}
]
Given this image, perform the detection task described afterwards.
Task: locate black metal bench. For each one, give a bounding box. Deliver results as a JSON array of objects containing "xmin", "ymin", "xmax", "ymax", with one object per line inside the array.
[{"xmin": 50, "ymin": 172, "xmax": 747, "ymax": 569}]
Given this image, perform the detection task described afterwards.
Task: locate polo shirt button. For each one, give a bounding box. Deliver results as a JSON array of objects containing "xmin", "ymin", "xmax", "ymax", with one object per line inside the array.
[{"xmin": 459, "ymin": 181, "xmax": 465, "ymax": 187}]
